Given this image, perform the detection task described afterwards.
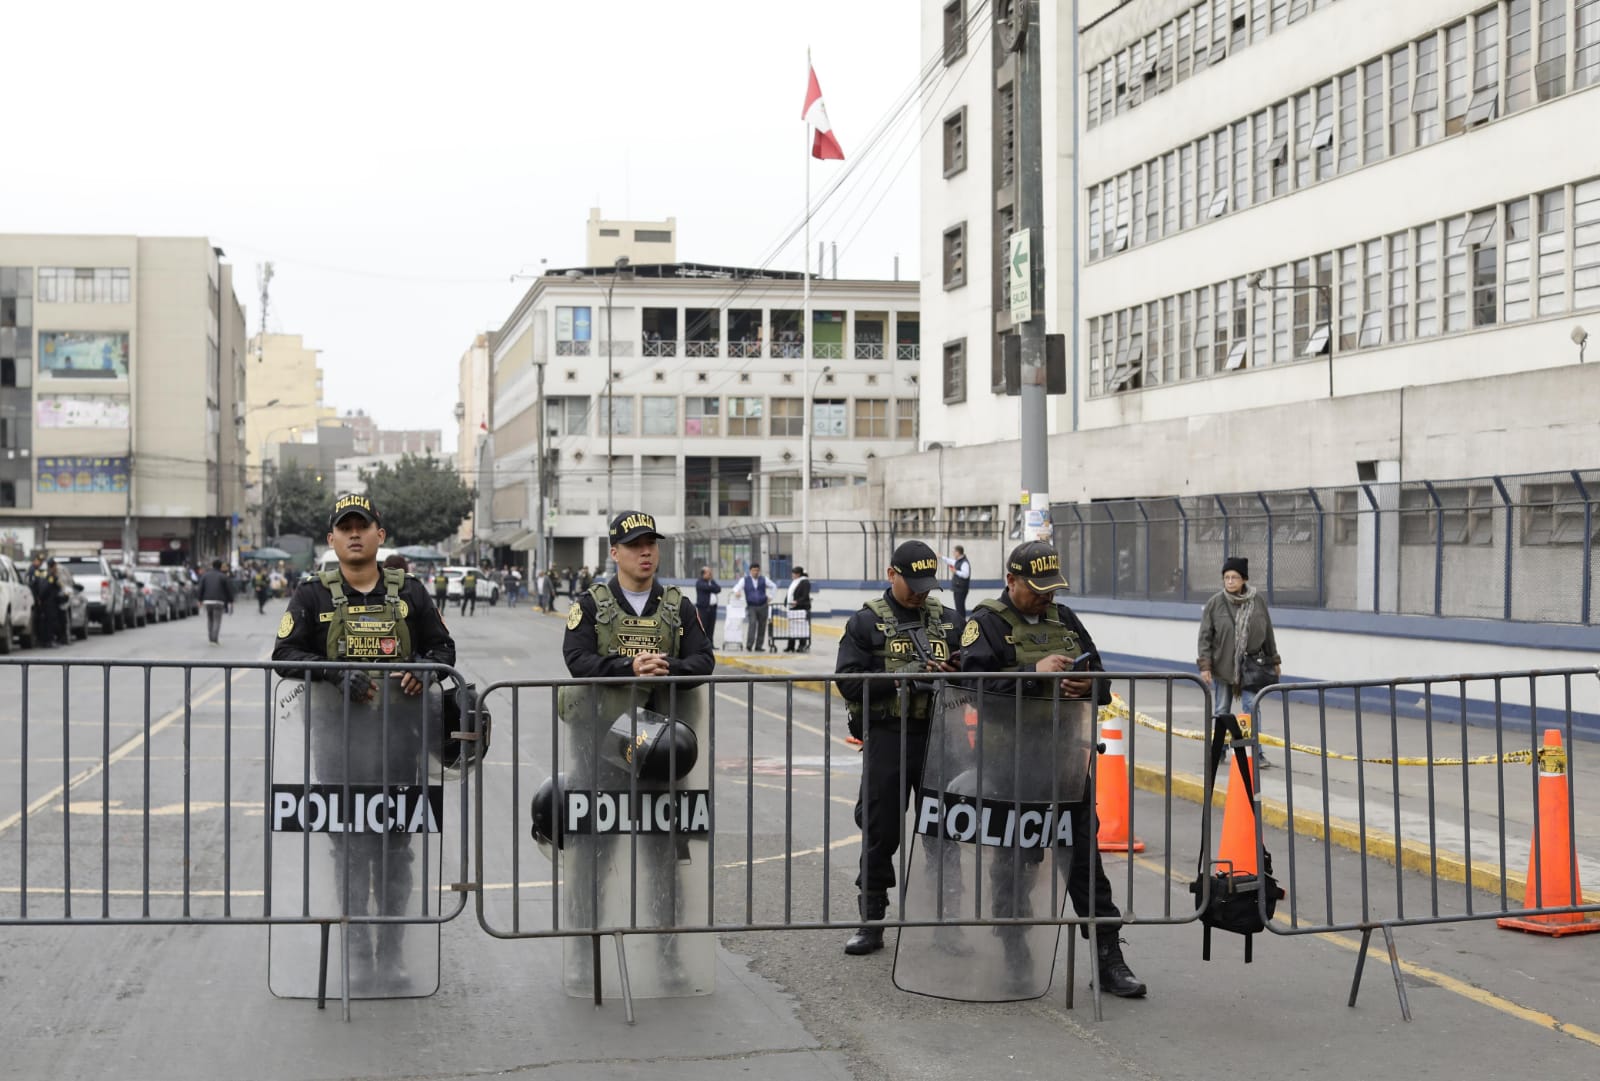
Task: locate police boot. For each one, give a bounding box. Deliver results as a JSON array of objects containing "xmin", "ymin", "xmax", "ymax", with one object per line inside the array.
[
  {"xmin": 1095, "ymin": 936, "xmax": 1148, "ymax": 998},
  {"xmin": 844, "ymin": 892, "xmax": 887, "ymax": 955}
]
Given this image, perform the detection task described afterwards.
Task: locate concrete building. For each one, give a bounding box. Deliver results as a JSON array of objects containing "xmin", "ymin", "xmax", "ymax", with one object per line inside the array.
[
  {"xmin": 454, "ymin": 332, "xmax": 492, "ymax": 558},
  {"xmin": 0, "ymin": 235, "xmax": 249, "ymax": 564},
  {"xmin": 336, "ymin": 408, "xmax": 443, "ymax": 457},
  {"xmin": 334, "ymin": 450, "xmax": 456, "ymax": 501},
  {"xmin": 488, "ymin": 262, "xmax": 920, "ymax": 574},
  {"xmin": 244, "ymin": 333, "xmax": 333, "ymax": 543},
  {"xmin": 586, "ymin": 208, "xmax": 678, "ymax": 267}
]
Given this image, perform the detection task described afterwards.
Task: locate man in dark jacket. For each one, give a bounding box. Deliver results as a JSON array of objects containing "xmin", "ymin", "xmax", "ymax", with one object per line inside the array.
[
  {"xmin": 694, "ymin": 566, "xmax": 721, "ymax": 639},
  {"xmin": 198, "ymin": 558, "xmax": 235, "ymax": 645},
  {"xmin": 784, "ymin": 566, "xmax": 812, "ymax": 653}
]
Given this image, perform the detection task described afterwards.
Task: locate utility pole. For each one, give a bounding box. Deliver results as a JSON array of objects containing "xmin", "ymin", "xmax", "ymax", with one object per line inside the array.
[
  {"xmin": 1006, "ymin": 0, "xmax": 1050, "ymax": 537},
  {"xmin": 534, "ymin": 355, "xmax": 549, "ymax": 574}
]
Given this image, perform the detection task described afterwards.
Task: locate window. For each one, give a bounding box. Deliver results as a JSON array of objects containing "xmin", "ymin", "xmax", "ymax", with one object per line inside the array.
[
  {"xmin": 1443, "ymin": 215, "xmax": 1469, "ymax": 332},
  {"xmin": 599, "ymin": 394, "xmax": 634, "ymax": 436},
  {"xmin": 943, "ymin": 1, "xmax": 965, "ymax": 65},
  {"xmin": 1443, "ymin": 21, "xmax": 1469, "ymax": 134},
  {"xmin": 1389, "ymin": 45, "xmax": 1411, "ymax": 154},
  {"xmin": 598, "ymin": 228, "xmax": 619, "ymax": 237},
  {"xmin": 1578, "ymin": 0, "xmax": 1600, "ymax": 88},
  {"xmin": 943, "ymin": 108, "xmax": 966, "ymax": 176},
  {"xmin": 1507, "ymin": 0, "xmax": 1534, "ymax": 112},
  {"xmin": 1388, "ymin": 231, "xmax": 1410, "ymax": 343},
  {"xmin": 945, "ymin": 505, "xmax": 996, "ymax": 539},
  {"xmin": 1467, "ymin": 207, "xmax": 1499, "ymax": 327},
  {"xmin": 1574, "ymin": 179, "xmax": 1600, "ymax": 309},
  {"xmin": 942, "ymin": 338, "xmax": 966, "ymax": 404},
  {"xmin": 642, "ymin": 395, "xmax": 676, "ymax": 436},
  {"xmin": 1536, "ymin": 0, "xmax": 1567, "ymax": 99},
  {"xmin": 555, "ymin": 306, "xmax": 592, "ymax": 355},
  {"xmin": 895, "ymin": 397, "xmax": 917, "ymax": 440},
  {"xmin": 1337, "ymin": 70, "xmax": 1358, "ymax": 173},
  {"xmin": 685, "ymin": 396, "xmax": 719, "ymax": 436},
  {"xmin": 634, "ymin": 229, "xmax": 672, "ymax": 243},
  {"xmin": 853, "ymin": 398, "xmax": 888, "ymax": 438},
  {"xmin": 811, "ymin": 399, "xmax": 846, "ymax": 437},
  {"xmin": 769, "ymin": 474, "xmax": 800, "ymax": 516},
  {"xmin": 1401, "ymin": 485, "xmax": 1495, "ymax": 545},
  {"xmin": 728, "ymin": 396, "xmax": 762, "ymax": 436},
  {"xmin": 36, "ymin": 267, "xmax": 130, "ymax": 304},
  {"xmin": 1537, "ymin": 187, "xmax": 1568, "ymax": 315},
  {"xmin": 1503, "ymin": 197, "xmax": 1532, "ymax": 322},
  {"xmin": 1362, "ymin": 60, "xmax": 1385, "ymax": 164},
  {"xmin": 1416, "ymin": 223, "xmax": 1440, "ymax": 337},
  {"xmin": 1522, "ymin": 483, "xmax": 1594, "ymax": 545},
  {"xmin": 546, "ymin": 396, "xmax": 590, "ymax": 436},
  {"xmin": 770, "ymin": 397, "xmax": 804, "ymax": 437},
  {"xmin": 942, "ymin": 223, "xmax": 966, "ymax": 289},
  {"xmin": 1414, "ymin": 33, "xmax": 1440, "ymax": 146}
]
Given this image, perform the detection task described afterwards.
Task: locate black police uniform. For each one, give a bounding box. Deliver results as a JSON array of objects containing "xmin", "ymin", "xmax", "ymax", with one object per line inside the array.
[
  {"xmin": 562, "ymin": 581, "xmax": 716, "ymax": 693},
  {"xmin": 960, "ymin": 591, "xmax": 1147, "ymax": 998},
  {"xmin": 837, "ymin": 589, "xmax": 961, "ymax": 909}
]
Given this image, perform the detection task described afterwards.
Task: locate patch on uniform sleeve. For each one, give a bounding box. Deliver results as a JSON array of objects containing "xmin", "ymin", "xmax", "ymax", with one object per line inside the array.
[
  {"xmin": 277, "ymin": 611, "xmax": 295, "ymax": 639},
  {"xmin": 398, "ymin": 599, "xmax": 410, "ymax": 618},
  {"xmin": 567, "ymin": 602, "xmax": 583, "ymax": 630},
  {"xmin": 960, "ymin": 619, "xmax": 981, "ymax": 648}
]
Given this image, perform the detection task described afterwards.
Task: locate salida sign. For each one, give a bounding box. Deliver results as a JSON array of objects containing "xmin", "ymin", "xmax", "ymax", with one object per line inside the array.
[
  {"xmin": 271, "ymin": 783, "xmax": 443, "ymax": 834},
  {"xmin": 915, "ymin": 789, "xmax": 1075, "ymax": 849}
]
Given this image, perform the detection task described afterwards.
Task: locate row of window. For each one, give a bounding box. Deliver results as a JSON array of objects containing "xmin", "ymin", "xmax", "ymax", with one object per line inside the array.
[
  {"xmin": 544, "ymin": 394, "xmax": 918, "ymax": 440},
  {"xmin": 1085, "ymin": 175, "xmax": 1600, "ymax": 395},
  {"xmin": 1087, "ymin": 0, "xmax": 1600, "ymax": 264},
  {"xmin": 1086, "ymin": 0, "xmax": 1343, "ymax": 130},
  {"xmin": 36, "ymin": 267, "xmax": 132, "ymax": 304},
  {"xmin": 892, "ymin": 503, "xmax": 1030, "ymax": 540}
]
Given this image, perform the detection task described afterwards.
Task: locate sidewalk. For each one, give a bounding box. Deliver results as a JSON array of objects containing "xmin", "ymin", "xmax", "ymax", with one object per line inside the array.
[{"xmin": 712, "ymin": 633, "xmax": 1600, "ymax": 913}]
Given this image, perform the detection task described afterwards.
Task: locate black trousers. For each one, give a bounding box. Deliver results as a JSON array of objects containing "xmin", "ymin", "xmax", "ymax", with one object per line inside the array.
[
  {"xmin": 854, "ymin": 719, "xmax": 930, "ymax": 898},
  {"xmin": 695, "ymin": 605, "xmax": 717, "ymax": 637},
  {"xmin": 952, "ymin": 585, "xmax": 969, "ymax": 629},
  {"xmin": 987, "ymin": 800, "xmax": 1121, "ymax": 926},
  {"xmin": 334, "ymin": 833, "xmax": 415, "ymax": 961}
]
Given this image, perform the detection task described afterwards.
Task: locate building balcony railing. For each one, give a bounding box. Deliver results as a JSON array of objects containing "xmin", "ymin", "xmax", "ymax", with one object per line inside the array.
[
  {"xmin": 855, "ymin": 342, "xmax": 885, "ymax": 360},
  {"xmin": 600, "ymin": 340, "xmax": 634, "ymax": 357},
  {"xmin": 770, "ymin": 340, "xmax": 804, "ymax": 359},
  {"xmin": 556, "ymin": 341, "xmax": 590, "ymax": 356},
  {"xmin": 728, "ymin": 340, "xmax": 763, "ymax": 359},
  {"xmin": 813, "ymin": 342, "xmax": 843, "ymax": 360},
  {"xmin": 642, "ymin": 339, "xmax": 677, "ymax": 358},
  {"xmin": 686, "ymin": 341, "xmax": 720, "ymax": 358},
  {"xmin": 896, "ymin": 344, "xmax": 921, "ymax": 361}
]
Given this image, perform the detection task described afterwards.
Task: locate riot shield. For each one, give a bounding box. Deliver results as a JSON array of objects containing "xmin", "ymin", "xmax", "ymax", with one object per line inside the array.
[
  {"xmin": 268, "ymin": 676, "xmax": 446, "ymax": 1000},
  {"xmin": 555, "ymin": 681, "xmax": 713, "ymax": 998},
  {"xmin": 893, "ymin": 686, "xmax": 1095, "ymax": 1002}
]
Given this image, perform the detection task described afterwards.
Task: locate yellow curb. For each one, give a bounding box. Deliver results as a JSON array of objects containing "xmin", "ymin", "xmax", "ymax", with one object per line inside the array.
[
  {"xmin": 1130, "ymin": 761, "xmax": 1600, "ymax": 907},
  {"xmin": 714, "ymin": 654, "xmax": 840, "ymax": 697}
]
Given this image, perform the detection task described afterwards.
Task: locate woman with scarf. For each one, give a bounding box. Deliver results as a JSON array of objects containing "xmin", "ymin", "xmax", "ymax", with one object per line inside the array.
[{"xmin": 1197, "ymin": 556, "xmax": 1281, "ymax": 766}]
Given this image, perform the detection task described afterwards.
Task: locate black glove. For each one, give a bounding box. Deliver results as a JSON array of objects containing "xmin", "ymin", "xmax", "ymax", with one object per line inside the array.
[
  {"xmin": 846, "ymin": 708, "xmax": 863, "ymax": 742},
  {"xmin": 335, "ymin": 668, "xmax": 375, "ymax": 703}
]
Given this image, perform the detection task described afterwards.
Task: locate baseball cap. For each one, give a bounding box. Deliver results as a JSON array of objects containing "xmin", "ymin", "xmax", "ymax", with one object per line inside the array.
[
  {"xmin": 610, "ymin": 510, "xmax": 664, "ymax": 545},
  {"xmin": 889, "ymin": 540, "xmax": 941, "ymax": 594},
  {"xmin": 329, "ymin": 492, "xmax": 379, "ymax": 529},
  {"xmin": 1007, "ymin": 541, "xmax": 1069, "ymax": 592}
]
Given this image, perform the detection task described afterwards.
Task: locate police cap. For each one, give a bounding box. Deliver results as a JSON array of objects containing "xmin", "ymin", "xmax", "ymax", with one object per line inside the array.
[
  {"xmin": 609, "ymin": 510, "xmax": 664, "ymax": 545},
  {"xmin": 329, "ymin": 492, "xmax": 380, "ymax": 530},
  {"xmin": 889, "ymin": 540, "xmax": 941, "ymax": 594},
  {"xmin": 1006, "ymin": 540, "xmax": 1069, "ymax": 592}
]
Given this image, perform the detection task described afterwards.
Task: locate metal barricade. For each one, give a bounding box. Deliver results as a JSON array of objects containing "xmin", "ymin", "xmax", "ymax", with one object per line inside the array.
[{"xmin": 0, "ymin": 658, "xmax": 478, "ymax": 1018}]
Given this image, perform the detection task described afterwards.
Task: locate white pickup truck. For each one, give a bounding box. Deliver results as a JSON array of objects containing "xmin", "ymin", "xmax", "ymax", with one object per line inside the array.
[{"xmin": 0, "ymin": 554, "xmax": 36, "ymax": 652}]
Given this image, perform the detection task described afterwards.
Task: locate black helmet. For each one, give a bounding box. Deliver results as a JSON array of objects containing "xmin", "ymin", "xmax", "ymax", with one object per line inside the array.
[
  {"xmin": 604, "ymin": 713, "xmax": 699, "ymax": 782},
  {"xmin": 530, "ymin": 774, "xmax": 565, "ymax": 849}
]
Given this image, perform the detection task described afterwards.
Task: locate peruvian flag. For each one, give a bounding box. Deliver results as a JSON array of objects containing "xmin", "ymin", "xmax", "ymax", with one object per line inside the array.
[{"xmin": 802, "ymin": 64, "xmax": 845, "ymax": 161}]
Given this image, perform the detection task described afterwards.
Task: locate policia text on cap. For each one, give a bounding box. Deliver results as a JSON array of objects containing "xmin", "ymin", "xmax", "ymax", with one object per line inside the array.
[{"xmin": 834, "ymin": 540, "xmax": 961, "ymax": 956}]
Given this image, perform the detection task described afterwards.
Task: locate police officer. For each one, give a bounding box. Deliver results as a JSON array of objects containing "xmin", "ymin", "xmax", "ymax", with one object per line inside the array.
[
  {"xmin": 270, "ymin": 492, "xmax": 456, "ymax": 987},
  {"xmin": 959, "ymin": 540, "xmax": 1146, "ymax": 998},
  {"xmin": 253, "ymin": 565, "xmax": 272, "ymax": 614},
  {"xmin": 432, "ymin": 566, "xmax": 450, "ymax": 611},
  {"xmin": 835, "ymin": 540, "xmax": 962, "ymax": 955},
  {"xmin": 460, "ymin": 566, "xmax": 479, "ymax": 617},
  {"xmin": 562, "ymin": 510, "xmax": 715, "ymax": 694},
  {"xmin": 35, "ymin": 558, "xmax": 66, "ymax": 648}
]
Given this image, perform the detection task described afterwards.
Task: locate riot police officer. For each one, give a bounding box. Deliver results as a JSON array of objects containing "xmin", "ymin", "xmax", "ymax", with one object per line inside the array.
[
  {"xmin": 835, "ymin": 540, "xmax": 962, "ymax": 955},
  {"xmin": 959, "ymin": 540, "xmax": 1146, "ymax": 998},
  {"xmin": 270, "ymin": 492, "xmax": 456, "ymax": 988},
  {"xmin": 432, "ymin": 566, "xmax": 450, "ymax": 611},
  {"xmin": 460, "ymin": 567, "xmax": 478, "ymax": 617}
]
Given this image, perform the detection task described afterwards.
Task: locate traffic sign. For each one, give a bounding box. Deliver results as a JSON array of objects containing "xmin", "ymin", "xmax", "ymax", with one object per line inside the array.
[{"xmin": 1008, "ymin": 229, "xmax": 1031, "ymax": 323}]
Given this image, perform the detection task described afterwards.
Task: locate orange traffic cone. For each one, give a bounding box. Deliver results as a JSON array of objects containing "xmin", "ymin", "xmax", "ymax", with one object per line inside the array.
[
  {"xmin": 1096, "ymin": 719, "xmax": 1145, "ymax": 852},
  {"xmin": 1215, "ymin": 718, "xmax": 1261, "ymax": 876},
  {"xmin": 1498, "ymin": 730, "xmax": 1600, "ymax": 937}
]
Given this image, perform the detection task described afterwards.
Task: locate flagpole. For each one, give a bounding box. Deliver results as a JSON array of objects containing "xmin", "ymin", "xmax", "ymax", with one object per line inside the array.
[{"xmin": 801, "ymin": 47, "xmax": 813, "ymax": 575}]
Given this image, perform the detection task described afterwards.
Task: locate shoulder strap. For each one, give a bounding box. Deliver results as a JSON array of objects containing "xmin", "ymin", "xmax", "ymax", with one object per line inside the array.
[
  {"xmin": 923, "ymin": 594, "xmax": 944, "ymax": 622},
  {"xmin": 658, "ymin": 586, "xmax": 683, "ymax": 630},
  {"xmin": 976, "ymin": 597, "xmax": 1022, "ymax": 630},
  {"xmin": 589, "ymin": 582, "xmax": 619, "ymax": 622},
  {"xmin": 319, "ymin": 569, "xmax": 346, "ymax": 605},
  {"xmin": 865, "ymin": 597, "xmax": 893, "ymax": 622}
]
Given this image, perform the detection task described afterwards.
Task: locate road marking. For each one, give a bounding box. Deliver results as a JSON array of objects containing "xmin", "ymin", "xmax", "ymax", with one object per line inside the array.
[
  {"xmin": 0, "ymin": 669, "xmax": 247, "ymax": 838},
  {"xmin": 714, "ymin": 689, "xmax": 857, "ymax": 752}
]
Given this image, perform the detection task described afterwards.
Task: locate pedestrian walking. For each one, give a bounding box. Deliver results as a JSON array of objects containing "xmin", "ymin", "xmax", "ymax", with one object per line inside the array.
[
  {"xmin": 1197, "ymin": 556, "xmax": 1281, "ymax": 764},
  {"xmin": 737, "ymin": 562, "xmax": 777, "ymax": 651},
  {"xmin": 941, "ymin": 545, "xmax": 971, "ymax": 628},
  {"xmin": 198, "ymin": 558, "xmax": 235, "ymax": 644}
]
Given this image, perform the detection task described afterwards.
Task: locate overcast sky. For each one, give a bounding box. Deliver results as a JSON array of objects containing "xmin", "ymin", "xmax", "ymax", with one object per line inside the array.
[{"xmin": 4, "ymin": 0, "xmax": 931, "ymax": 433}]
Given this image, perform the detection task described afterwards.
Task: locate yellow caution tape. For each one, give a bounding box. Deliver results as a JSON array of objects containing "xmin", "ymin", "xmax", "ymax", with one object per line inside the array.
[{"xmin": 1098, "ymin": 696, "xmax": 1536, "ymax": 768}]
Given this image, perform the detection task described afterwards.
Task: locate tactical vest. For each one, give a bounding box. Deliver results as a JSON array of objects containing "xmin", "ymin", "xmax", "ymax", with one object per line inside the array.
[
  {"xmin": 558, "ymin": 582, "xmax": 685, "ymax": 725},
  {"xmin": 433, "ymin": 573, "xmax": 449, "ymax": 592},
  {"xmin": 975, "ymin": 598, "xmax": 1081, "ymax": 668},
  {"xmin": 462, "ymin": 572, "xmax": 478, "ymax": 592},
  {"xmin": 321, "ymin": 567, "xmax": 413, "ymax": 663},
  {"xmin": 859, "ymin": 595, "xmax": 949, "ymax": 722}
]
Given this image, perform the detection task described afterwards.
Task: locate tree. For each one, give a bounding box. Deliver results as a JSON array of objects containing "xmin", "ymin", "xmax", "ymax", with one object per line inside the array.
[
  {"xmin": 360, "ymin": 454, "xmax": 475, "ymax": 546},
  {"xmin": 266, "ymin": 462, "xmax": 331, "ymax": 540}
]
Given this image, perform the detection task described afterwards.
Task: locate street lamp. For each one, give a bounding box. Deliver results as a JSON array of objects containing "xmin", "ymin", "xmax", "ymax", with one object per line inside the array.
[
  {"xmin": 260, "ymin": 425, "xmax": 300, "ymax": 542},
  {"xmin": 1248, "ymin": 270, "xmax": 1335, "ymax": 397},
  {"xmin": 566, "ymin": 257, "xmax": 633, "ymax": 523}
]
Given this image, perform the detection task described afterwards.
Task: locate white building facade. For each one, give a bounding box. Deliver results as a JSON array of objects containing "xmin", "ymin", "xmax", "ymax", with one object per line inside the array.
[{"xmin": 488, "ymin": 264, "xmax": 919, "ymax": 575}]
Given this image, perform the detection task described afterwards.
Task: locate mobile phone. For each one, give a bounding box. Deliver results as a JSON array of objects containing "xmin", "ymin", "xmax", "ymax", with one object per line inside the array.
[{"xmin": 1070, "ymin": 651, "xmax": 1095, "ymax": 672}]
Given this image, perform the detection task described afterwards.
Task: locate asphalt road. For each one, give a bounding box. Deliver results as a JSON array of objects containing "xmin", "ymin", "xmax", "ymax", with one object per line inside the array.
[{"xmin": 0, "ymin": 599, "xmax": 1596, "ymax": 1080}]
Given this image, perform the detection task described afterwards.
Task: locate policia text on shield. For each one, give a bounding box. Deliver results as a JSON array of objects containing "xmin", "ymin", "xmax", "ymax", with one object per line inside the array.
[{"xmin": 270, "ymin": 492, "xmax": 458, "ymax": 998}]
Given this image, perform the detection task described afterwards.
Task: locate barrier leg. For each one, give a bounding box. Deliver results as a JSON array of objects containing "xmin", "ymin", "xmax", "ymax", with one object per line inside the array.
[
  {"xmin": 316, "ymin": 925, "xmax": 330, "ymax": 1011},
  {"xmin": 339, "ymin": 923, "xmax": 351, "ymax": 1023},
  {"xmin": 1382, "ymin": 925, "xmax": 1412, "ymax": 1023},
  {"xmin": 590, "ymin": 935, "xmax": 603, "ymax": 1006},
  {"xmin": 1347, "ymin": 928, "xmax": 1371, "ymax": 1008},
  {"xmin": 1086, "ymin": 921, "xmax": 1104, "ymax": 1022},
  {"xmin": 1063, "ymin": 926, "xmax": 1076, "ymax": 1011},
  {"xmin": 612, "ymin": 932, "xmax": 636, "ymax": 1026}
]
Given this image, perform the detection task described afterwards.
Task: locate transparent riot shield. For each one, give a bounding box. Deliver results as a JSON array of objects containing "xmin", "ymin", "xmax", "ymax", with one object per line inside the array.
[
  {"xmin": 893, "ymin": 686, "xmax": 1095, "ymax": 1002},
  {"xmin": 268, "ymin": 676, "xmax": 446, "ymax": 1000},
  {"xmin": 556, "ymin": 682, "xmax": 713, "ymax": 998}
]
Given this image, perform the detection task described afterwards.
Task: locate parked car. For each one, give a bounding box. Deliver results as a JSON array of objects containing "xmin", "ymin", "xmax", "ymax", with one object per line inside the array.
[
  {"xmin": 113, "ymin": 566, "xmax": 143, "ymax": 628},
  {"xmin": 0, "ymin": 554, "xmax": 35, "ymax": 652},
  {"xmin": 149, "ymin": 568, "xmax": 186, "ymax": 620},
  {"xmin": 132, "ymin": 569, "xmax": 172, "ymax": 624},
  {"xmin": 52, "ymin": 566, "xmax": 90, "ymax": 641},
  {"xmin": 443, "ymin": 566, "xmax": 500, "ymax": 606},
  {"xmin": 55, "ymin": 555, "xmax": 124, "ymax": 635},
  {"xmin": 175, "ymin": 569, "xmax": 200, "ymax": 616}
]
